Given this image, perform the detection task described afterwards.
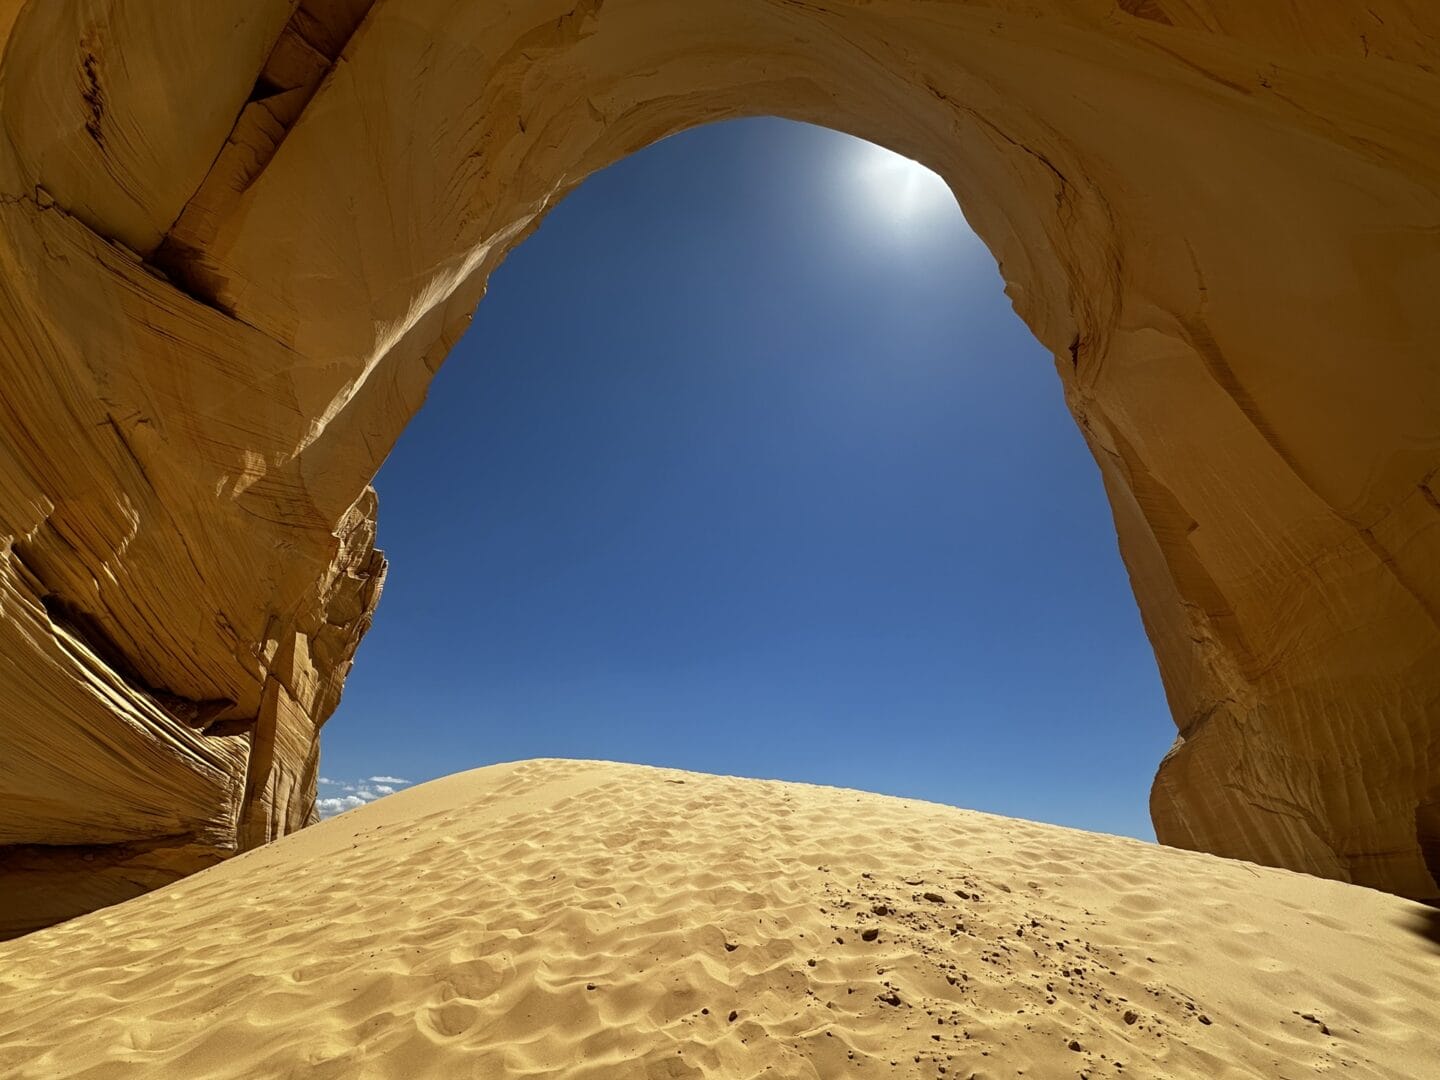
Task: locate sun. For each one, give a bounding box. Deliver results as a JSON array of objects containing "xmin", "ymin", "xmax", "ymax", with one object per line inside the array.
[{"xmin": 849, "ymin": 140, "xmax": 957, "ymax": 229}]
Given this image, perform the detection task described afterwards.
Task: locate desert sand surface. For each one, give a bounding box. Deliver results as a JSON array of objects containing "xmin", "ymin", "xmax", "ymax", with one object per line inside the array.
[{"xmin": 0, "ymin": 759, "xmax": 1435, "ymax": 1079}]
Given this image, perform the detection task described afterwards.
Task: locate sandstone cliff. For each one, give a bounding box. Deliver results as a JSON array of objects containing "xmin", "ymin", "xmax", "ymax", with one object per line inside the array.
[{"xmin": 0, "ymin": 0, "xmax": 1436, "ymax": 934}]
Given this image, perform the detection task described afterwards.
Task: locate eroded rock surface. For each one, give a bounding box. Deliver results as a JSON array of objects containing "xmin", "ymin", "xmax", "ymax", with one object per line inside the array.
[{"xmin": 0, "ymin": 0, "xmax": 1435, "ymax": 934}]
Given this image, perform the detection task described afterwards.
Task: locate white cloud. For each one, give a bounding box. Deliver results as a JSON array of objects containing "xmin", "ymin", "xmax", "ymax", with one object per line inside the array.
[
  {"xmin": 316, "ymin": 774, "xmax": 415, "ymax": 818},
  {"xmin": 317, "ymin": 794, "xmax": 367, "ymax": 815}
]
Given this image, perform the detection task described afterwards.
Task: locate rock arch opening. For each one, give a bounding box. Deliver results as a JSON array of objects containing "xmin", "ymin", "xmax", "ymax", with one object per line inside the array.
[
  {"xmin": 0, "ymin": 1, "xmax": 1435, "ymax": 935},
  {"xmin": 324, "ymin": 115, "xmax": 1175, "ymax": 832}
]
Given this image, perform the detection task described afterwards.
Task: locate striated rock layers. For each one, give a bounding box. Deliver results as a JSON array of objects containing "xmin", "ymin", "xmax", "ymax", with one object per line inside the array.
[{"xmin": 0, "ymin": 1, "xmax": 1435, "ymax": 934}]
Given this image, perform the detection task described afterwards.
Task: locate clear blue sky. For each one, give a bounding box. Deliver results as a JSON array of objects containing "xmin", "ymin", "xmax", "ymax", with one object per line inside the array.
[{"xmin": 321, "ymin": 118, "xmax": 1174, "ymax": 839}]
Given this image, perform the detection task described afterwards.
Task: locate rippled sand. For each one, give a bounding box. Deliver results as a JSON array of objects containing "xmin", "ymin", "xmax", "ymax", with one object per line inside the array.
[{"xmin": 1, "ymin": 759, "xmax": 1435, "ymax": 1078}]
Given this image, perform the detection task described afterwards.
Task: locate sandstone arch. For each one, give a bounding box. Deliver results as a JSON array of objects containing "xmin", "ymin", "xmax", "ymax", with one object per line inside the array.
[{"xmin": 0, "ymin": 0, "xmax": 1435, "ymax": 935}]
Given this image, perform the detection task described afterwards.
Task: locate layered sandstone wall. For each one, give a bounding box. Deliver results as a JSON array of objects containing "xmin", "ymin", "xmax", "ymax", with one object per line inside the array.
[{"xmin": 0, "ymin": 0, "xmax": 1435, "ymax": 934}]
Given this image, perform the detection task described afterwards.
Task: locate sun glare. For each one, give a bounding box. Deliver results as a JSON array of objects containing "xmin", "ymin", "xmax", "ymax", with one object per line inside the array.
[{"xmin": 849, "ymin": 140, "xmax": 958, "ymax": 230}]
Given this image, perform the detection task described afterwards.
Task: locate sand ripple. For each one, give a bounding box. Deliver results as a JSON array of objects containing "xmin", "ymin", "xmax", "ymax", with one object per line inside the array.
[{"xmin": 0, "ymin": 759, "xmax": 1435, "ymax": 1078}]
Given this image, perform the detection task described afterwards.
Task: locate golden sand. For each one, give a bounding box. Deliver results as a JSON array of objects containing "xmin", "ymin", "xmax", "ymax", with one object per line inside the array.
[{"xmin": 0, "ymin": 759, "xmax": 1435, "ymax": 1078}]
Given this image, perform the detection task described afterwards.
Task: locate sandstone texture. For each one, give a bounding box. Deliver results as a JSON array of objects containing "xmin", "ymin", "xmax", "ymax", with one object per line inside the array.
[{"xmin": 0, "ymin": 1, "xmax": 1436, "ymax": 934}]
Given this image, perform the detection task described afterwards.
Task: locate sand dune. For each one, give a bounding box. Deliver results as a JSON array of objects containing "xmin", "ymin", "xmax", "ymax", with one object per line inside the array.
[{"xmin": 0, "ymin": 759, "xmax": 1435, "ymax": 1078}]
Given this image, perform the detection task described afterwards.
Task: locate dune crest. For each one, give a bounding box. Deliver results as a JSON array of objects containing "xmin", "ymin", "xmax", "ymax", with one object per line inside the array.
[{"xmin": 0, "ymin": 759, "xmax": 1434, "ymax": 1078}]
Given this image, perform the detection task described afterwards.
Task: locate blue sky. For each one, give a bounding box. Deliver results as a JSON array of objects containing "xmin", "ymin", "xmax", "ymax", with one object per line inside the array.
[{"xmin": 321, "ymin": 118, "xmax": 1173, "ymax": 840}]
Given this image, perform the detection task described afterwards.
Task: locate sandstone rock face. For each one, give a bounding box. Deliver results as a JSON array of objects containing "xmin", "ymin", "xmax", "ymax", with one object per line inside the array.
[{"xmin": 0, "ymin": 0, "xmax": 1435, "ymax": 934}]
